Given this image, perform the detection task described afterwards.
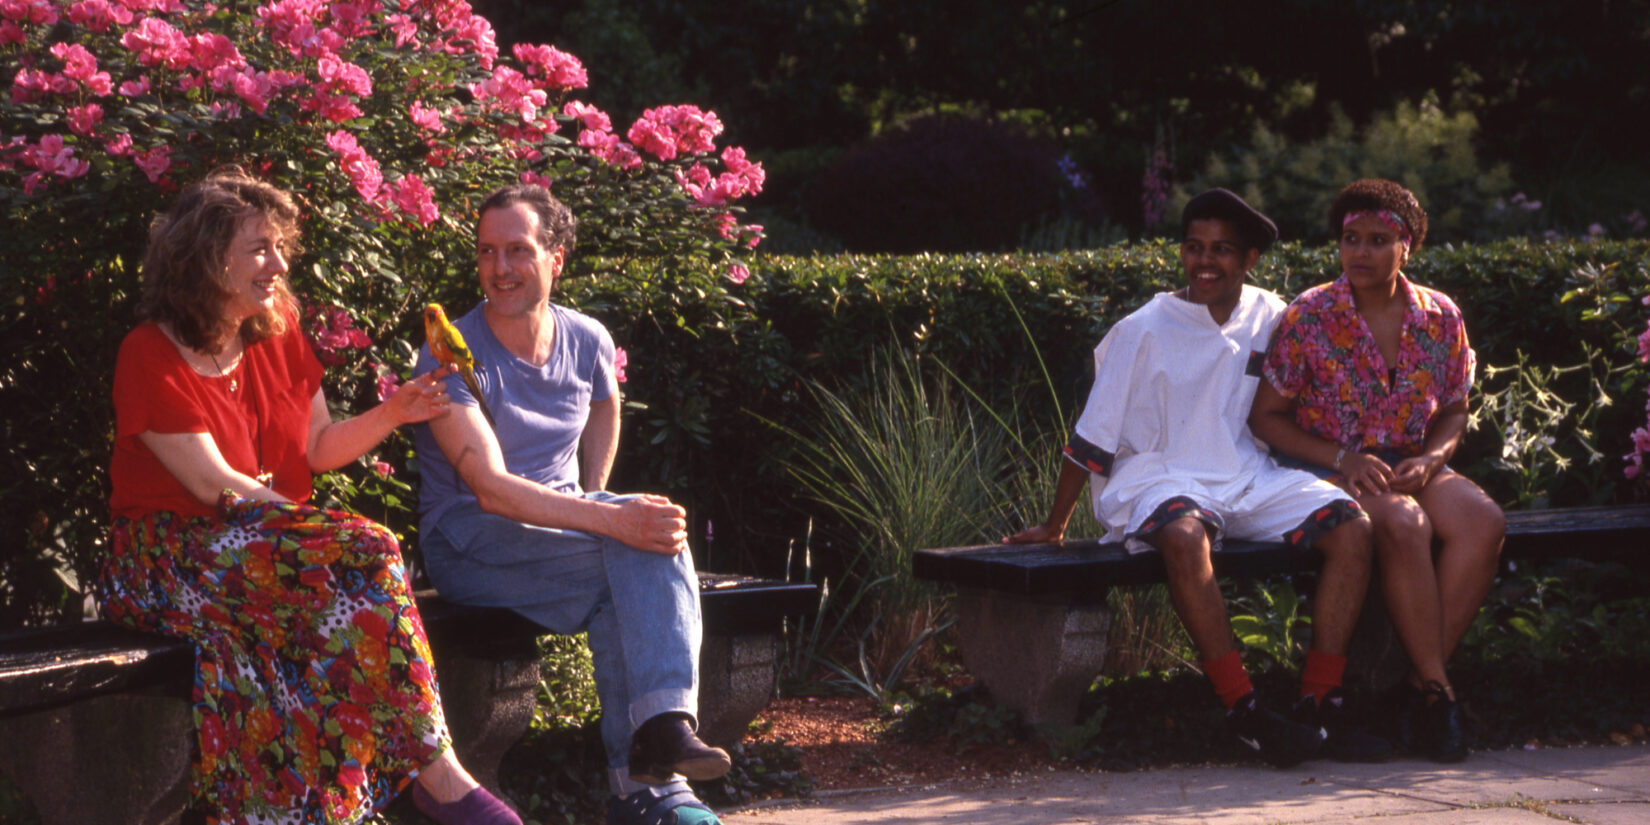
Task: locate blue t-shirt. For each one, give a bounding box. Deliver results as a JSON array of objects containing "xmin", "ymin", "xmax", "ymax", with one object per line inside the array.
[{"xmin": 414, "ymin": 302, "xmax": 615, "ymax": 533}]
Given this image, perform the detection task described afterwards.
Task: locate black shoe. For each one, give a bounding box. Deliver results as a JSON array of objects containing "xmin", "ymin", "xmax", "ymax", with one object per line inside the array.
[
  {"xmin": 1417, "ymin": 683, "xmax": 1468, "ymax": 763},
  {"xmin": 1227, "ymin": 693, "xmax": 1325, "ymax": 767},
  {"xmin": 1295, "ymin": 689, "xmax": 1394, "ymax": 763},
  {"xmin": 1379, "ymin": 681, "xmax": 1424, "ymax": 754},
  {"xmin": 628, "ymin": 713, "xmax": 733, "ymax": 784},
  {"xmin": 607, "ymin": 788, "xmax": 722, "ymax": 825}
]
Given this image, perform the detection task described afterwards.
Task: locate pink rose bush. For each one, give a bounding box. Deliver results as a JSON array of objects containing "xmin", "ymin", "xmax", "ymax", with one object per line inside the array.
[
  {"xmin": 3, "ymin": 0, "xmax": 762, "ymax": 256},
  {"xmin": 3, "ymin": 0, "xmax": 766, "ymax": 365},
  {"xmin": 2, "ymin": 0, "xmax": 765, "ymax": 623}
]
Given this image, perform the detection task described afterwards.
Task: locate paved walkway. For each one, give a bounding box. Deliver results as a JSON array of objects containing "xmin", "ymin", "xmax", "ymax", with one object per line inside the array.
[{"xmin": 724, "ymin": 744, "xmax": 1650, "ymax": 824}]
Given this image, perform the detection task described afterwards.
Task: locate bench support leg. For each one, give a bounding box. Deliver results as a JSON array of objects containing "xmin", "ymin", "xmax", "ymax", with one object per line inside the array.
[
  {"xmin": 953, "ymin": 587, "xmax": 1110, "ymax": 727},
  {"xmin": 696, "ymin": 633, "xmax": 777, "ymax": 747},
  {"xmin": 0, "ymin": 691, "xmax": 190, "ymax": 825},
  {"xmin": 428, "ymin": 635, "xmax": 541, "ymax": 799},
  {"xmin": 1346, "ymin": 585, "xmax": 1411, "ymax": 692}
]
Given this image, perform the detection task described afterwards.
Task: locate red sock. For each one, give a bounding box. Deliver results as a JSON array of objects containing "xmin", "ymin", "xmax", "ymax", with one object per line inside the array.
[
  {"xmin": 1203, "ymin": 650, "xmax": 1253, "ymax": 710},
  {"xmin": 1299, "ymin": 651, "xmax": 1347, "ymax": 705}
]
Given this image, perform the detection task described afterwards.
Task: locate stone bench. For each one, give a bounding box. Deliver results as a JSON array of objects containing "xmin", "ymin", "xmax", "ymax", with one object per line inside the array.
[
  {"xmin": 912, "ymin": 504, "xmax": 1650, "ymax": 727},
  {"xmin": 0, "ymin": 572, "xmax": 817, "ymax": 825}
]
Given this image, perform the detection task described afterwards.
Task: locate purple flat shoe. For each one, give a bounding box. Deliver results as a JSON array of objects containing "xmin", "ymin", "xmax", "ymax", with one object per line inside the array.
[{"xmin": 411, "ymin": 781, "xmax": 523, "ymax": 825}]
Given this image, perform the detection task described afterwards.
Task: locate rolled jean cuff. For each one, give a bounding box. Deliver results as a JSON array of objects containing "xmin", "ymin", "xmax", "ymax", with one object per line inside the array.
[
  {"xmin": 629, "ymin": 687, "xmax": 698, "ymax": 732},
  {"xmin": 611, "ymin": 771, "xmax": 690, "ymax": 796}
]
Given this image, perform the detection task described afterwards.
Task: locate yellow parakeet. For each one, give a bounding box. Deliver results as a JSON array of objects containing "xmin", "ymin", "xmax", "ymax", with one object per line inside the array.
[{"xmin": 424, "ymin": 303, "xmax": 496, "ymax": 427}]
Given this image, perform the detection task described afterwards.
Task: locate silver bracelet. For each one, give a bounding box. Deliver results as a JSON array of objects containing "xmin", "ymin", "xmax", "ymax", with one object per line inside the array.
[{"xmin": 1333, "ymin": 447, "xmax": 1347, "ymax": 470}]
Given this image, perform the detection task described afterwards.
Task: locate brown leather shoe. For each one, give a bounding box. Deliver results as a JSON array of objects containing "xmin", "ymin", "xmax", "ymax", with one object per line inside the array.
[{"xmin": 628, "ymin": 713, "xmax": 733, "ymax": 784}]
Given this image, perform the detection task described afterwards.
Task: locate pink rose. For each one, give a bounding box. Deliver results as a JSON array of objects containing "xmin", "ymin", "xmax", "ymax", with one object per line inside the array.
[
  {"xmin": 118, "ymin": 75, "xmax": 151, "ymax": 96},
  {"xmin": 67, "ymin": 103, "xmax": 103, "ymax": 136},
  {"xmin": 2, "ymin": 0, "xmax": 58, "ymax": 28},
  {"xmin": 104, "ymin": 132, "xmax": 133, "ymax": 156},
  {"xmin": 375, "ymin": 371, "xmax": 400, "ymax": 403},
  {"xmin": 388, "ymin": 173, "xmax": 438, "ymax": 226},
  {"xmin": 188, "ymin": 31, "xmax": 243, "ymax": 73},
  {"xmin": 409, "ymin": 100, "xmax": 445, "ymax": 132},
  {"xmin": 444, "ymin": 12, "xmax": 498, "ymax": 67},
  {"xmin": 627, "ymin": 115, "xmax": 676, "ymax": 161},
  {"xmin": 513, "ymin": 43, "xmax": 587, "ymax": 90},
  {"xmin": 563, "ymin": 100, "xmax": 611, "ymax": 133},
  {"xmin": 316, "ymin": 55, "xmax": 371, "ymax": 97},
  {"xmin": 121, "ymin": 17, "xmax": 192, "ymax": 69},
  {"xmin": 384, "ymin": 12, "xmax": 417, "ymax": 48},
  {"xmin": 372, "ymin": 461, "xmax": 393, "ymax": 478},
  {"xmin": 67, "ymin": 0, "xmax": 134, "ymax": 31},
  {"xmin": 325, "ymin": 130, "xmax": 383, "ymax": 202},
  {"xmin": 578, "ymin": 130, "xmax": 642, "ymax": 171},
  {"xmin": 49, "ymin": 42, "xmax": 98, "ymax": 82},
  {"xmin": 613, "ymin": 347, "xmax": 628, "ymax": 384},
  {"xmin": 726, "ymin": 263, "xmax": 750, "ymax": 285}
]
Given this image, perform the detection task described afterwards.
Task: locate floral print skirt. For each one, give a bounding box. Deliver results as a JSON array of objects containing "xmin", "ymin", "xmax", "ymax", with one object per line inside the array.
[{"xmin": 100, "ymin": 493, "xmax": 449, "ymax": 825}]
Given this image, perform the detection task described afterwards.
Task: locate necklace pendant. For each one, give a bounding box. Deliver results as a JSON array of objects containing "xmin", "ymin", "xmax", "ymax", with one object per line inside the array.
[
  {"xmin": 255, "ymin": 471, "xmax": 274, "ymax": 487},
  {"xmin": 229, "ymin": 378, "xmax": 239, "ymax": 392}
]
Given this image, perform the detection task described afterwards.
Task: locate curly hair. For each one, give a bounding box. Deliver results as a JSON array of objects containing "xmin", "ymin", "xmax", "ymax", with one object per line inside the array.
[
  {"xmin": 1328, "ymin": 178, "xmax": 1429, "ymax": 250},
  {"xmin": 476, "ymin": 183, "xmax": 578, "ymax": 254},
  {"xmin": 138, "ymin": 166, "xmax": 302, "ymax": 354}
]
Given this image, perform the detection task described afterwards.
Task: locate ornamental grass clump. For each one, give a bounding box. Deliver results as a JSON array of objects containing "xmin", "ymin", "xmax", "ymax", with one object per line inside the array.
[{"xmin": 0, "ymin": 0, "xmax": 764, "ymax": 626}]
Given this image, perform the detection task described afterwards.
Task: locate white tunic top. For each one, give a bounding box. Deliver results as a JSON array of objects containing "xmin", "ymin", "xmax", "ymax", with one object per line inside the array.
[{"xmin": 1068, "ymin": 285, "xmax": 1286, "ymax": 544}]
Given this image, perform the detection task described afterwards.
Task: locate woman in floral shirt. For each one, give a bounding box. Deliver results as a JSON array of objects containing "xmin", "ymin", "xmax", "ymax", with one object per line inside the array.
[{"xmin": 1248, "ymin": 179, "xmax": 1505, "ymax": 763}]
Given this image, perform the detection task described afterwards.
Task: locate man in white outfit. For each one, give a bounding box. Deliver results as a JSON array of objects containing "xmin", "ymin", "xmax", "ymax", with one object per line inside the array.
[{"xmin": 1005, "ymin": 189, "xmax": 1389, "ymax": 766}]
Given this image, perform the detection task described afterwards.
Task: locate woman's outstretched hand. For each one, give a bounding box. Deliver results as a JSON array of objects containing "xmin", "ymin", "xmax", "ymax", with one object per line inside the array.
[{"xmin": 386, "ymin": 365, "xmax": 454, "ymax": 425}]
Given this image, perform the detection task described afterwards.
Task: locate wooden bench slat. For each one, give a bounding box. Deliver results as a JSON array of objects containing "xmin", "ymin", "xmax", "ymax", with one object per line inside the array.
[
  {"xmin": 1, "ymin": 573, "xmax": 818, "ymax": 717},
  {"xmin": 914, "ymin": 505, "xmax": 1650, "ymax": 598},
  {"xmin": 0, "ymin": 625, "xmax": 193, "ymax": 714},
  {"xmin": 698, "ymin": 573, "xmax": 821, "ymax": 635}
]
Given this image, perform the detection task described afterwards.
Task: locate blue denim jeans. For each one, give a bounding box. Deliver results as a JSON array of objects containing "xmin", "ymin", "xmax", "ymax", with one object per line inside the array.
[{"xmin": 421, "ymin": 493, "xmax": 701, "ymax": 789}]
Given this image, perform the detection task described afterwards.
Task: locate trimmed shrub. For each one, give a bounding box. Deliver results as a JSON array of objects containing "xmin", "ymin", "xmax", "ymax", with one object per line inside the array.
[{"xmin": 5, "ymin": 230, "xmax": 1647, "ymax": 626}]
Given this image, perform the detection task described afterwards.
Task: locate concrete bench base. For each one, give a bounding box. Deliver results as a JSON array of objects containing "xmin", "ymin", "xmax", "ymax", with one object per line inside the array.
[
  {"xmin": 953, "ymin": 587, "xmax": 1110, "ymax": 727},
  {"xmin": 0, "ymin": 690, "xmax": 191, "ymax": 825},
  {"xmin": 919, "ymin": 506, "xmax": 1650, "ymax": 732},
  {"xmin": 0, "ymin": 575, "xmax": 816, "ymax": 825}
]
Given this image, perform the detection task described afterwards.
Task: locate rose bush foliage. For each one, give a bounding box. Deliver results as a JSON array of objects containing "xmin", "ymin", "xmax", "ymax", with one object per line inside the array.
[{"xmin": 0, "ymin": 0, "xmax": 763, "ymax": 625}]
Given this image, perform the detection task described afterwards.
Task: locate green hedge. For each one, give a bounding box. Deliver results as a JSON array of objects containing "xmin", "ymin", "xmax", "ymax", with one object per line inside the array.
[
  {"xmin": 3, "ymin": 240, "xmax": 1647, "ymax": 626},
  {"xmin": 578, "ymin": 239, "xmax": 1650, "ymax": 576}
]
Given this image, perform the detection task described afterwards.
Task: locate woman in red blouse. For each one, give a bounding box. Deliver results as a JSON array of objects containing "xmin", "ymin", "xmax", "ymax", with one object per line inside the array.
[
  {"xmin": 1248, "ymin": 179, "xmax": 1505, "ymax": 763},
  {"xmin": 102, "ymin": 168, "xmax": 519, "ymax": 825}
]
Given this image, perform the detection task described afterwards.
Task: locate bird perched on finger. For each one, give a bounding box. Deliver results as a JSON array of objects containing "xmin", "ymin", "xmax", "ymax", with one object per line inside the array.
[{"xmin": 424, "ymin": 303, "xmax": 496, "ymax": 427}]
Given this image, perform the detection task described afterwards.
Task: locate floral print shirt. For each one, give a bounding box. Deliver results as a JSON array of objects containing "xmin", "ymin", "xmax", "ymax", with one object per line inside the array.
[{"xmin": 1263, "ymin": 274, "xmax": 1476, "ymax": 457}]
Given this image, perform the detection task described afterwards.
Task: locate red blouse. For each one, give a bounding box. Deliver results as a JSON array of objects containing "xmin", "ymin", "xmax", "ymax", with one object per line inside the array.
[{"xmin": 110, "ymin": 321, "xmax": 324, "ymax": 519}]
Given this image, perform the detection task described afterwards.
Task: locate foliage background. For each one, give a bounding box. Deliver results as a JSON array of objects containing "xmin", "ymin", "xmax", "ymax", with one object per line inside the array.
[
  {"xmin": 484, "ymin": 0, "xmax": 1650, "ymax": 247},
  {"xmin": 3, "ymin": 2, "xmax": 1650, "ymax": 821},
  {"xmin": 9, "ymin": 224, "xmax": 1647, "ymax": 626}
]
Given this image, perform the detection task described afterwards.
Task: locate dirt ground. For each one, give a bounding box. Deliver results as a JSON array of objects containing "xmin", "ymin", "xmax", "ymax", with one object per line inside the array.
[{"xmin": 752, "ymin": 695, "xmax": 1062, "ymax": 790}]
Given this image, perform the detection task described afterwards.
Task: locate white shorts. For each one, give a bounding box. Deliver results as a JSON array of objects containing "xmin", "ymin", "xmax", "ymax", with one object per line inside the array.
[{"xmin": 1120, "ymin": 464, "xmax": 1360, "ymax": 554}]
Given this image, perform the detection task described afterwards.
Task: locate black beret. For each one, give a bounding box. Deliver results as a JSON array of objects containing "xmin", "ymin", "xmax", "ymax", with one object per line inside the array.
[{"xmin": 1181, "ymin": 187, "xmax": 1278, "ymax": 252}]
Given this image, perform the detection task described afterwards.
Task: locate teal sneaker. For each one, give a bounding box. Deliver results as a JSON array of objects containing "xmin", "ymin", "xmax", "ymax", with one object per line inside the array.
[{"xmin": 607, "ymin": 788, "xmax": 721, "ymax": 825}]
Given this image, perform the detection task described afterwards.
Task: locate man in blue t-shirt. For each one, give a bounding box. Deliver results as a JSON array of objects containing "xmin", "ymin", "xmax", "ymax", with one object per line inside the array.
[{"xmin": 414, "ymin": 184, "xmax": 726, "ymax": 825}]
